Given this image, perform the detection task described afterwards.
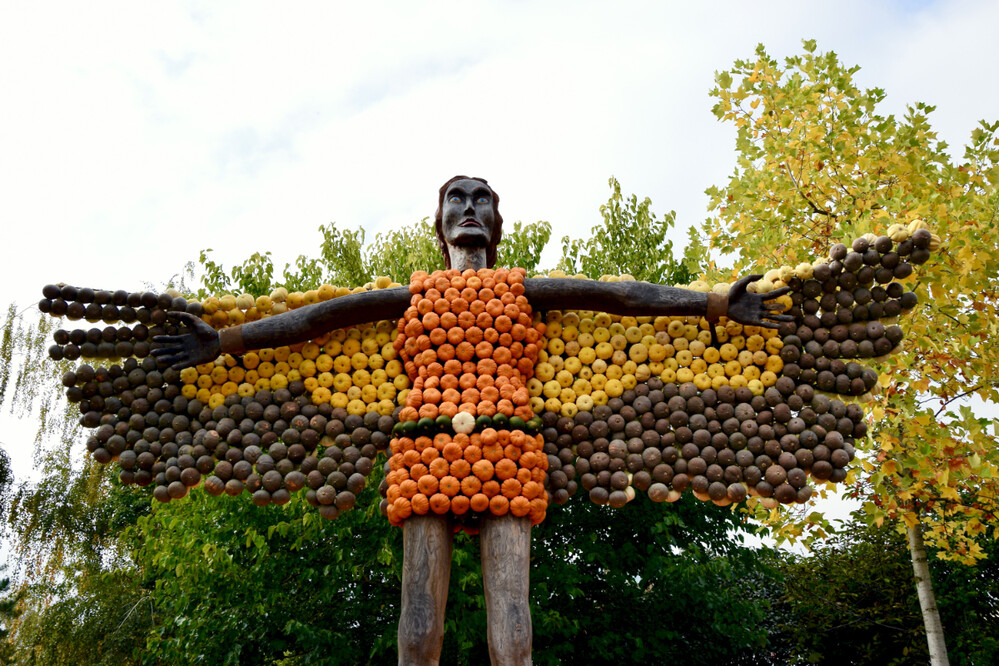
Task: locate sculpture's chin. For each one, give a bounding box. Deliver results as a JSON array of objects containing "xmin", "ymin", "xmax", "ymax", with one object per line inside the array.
[{"xmin": 447, "ymin": 228, "xmax": 490, "ymax": 247}]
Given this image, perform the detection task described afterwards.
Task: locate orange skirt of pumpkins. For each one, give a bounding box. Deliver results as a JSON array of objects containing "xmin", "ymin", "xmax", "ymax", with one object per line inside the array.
[{"xmin": 384, "ymin": 267, "xmax": 550, "ymax": 530}]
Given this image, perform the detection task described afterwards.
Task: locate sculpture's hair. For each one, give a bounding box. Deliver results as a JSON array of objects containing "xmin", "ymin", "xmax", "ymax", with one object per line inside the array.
[{"xmin": 435, "ymin": 175, "xmax": 503, "ymax": 269}]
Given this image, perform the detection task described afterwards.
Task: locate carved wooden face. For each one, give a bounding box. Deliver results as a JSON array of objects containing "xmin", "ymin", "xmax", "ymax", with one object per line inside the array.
[{"xmin": 440, "ymin": 179, "xmax": 496, "ymax": 251}]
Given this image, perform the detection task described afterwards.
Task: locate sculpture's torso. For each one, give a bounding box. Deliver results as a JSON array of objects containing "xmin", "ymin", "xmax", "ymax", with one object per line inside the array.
[{"xmin": 383, "ymin": 268, "xmax": 550, "ymax": 531}]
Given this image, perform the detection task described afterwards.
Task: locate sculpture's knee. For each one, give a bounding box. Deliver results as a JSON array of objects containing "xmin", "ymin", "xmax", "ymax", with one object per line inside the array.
[
  {"xmin": 398, "ymin": 592, "xmax": 444, "ymax": 665},
  {"xmin": 486, "ymin": 598, "xmax": 532, "ymax": 666}
]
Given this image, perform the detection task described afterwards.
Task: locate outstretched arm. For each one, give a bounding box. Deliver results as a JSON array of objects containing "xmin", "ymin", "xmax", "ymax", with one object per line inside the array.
[
  {"xmin": 524, "ymin": 274, "xmax": 793, "ymax": 327},
  {"xmin": 154, "ymin": 274, "xmax": 788, "ymax": 369},
  {"xmin": 153, "ymin": 286, "xmax": 411, "ymax": 369}
]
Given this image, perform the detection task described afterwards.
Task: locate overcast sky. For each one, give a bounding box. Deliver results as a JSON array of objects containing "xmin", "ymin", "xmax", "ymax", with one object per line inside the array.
[{"xmin": 2, "ymin": 1, "xmax": 997, "ymax": 526}]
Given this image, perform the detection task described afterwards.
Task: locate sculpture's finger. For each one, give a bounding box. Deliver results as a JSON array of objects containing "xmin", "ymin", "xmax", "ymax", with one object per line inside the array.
[
  {"xmin": 763, "ymin": 286, "xmax": 792, "ymax": 300},
  {"xmin": 765, "ymin": 313, "xmax": 796, "ymax": 323},
  {"xmin": 152, "ymin": 335, "xmax": 184, "ymax": 346},
  {"xmin": 764, "ymin": 302, "xmax": 788, "ymax": 311},
  {"xmin": 151, "ymin": 344, "xmax": 183, "ymax": 357},
  {"xmin": 730, "ymin": 274, "xmax": 762, "ymax": 296},
  {"xmin": 166, "ymin": 310, "xmax": 198, "ymax": 324},
  {"xmin": 152, "ymin": 352, "xmax": 185, "ymax": 368}
]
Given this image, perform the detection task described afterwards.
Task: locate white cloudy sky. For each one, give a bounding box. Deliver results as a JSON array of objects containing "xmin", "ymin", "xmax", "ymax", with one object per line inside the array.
[{"xmin": 1, "ymin": 1, "xmax": 997, "ymax": 516}]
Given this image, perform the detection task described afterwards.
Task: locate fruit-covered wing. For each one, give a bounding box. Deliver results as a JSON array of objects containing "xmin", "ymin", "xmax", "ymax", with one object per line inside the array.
[
  {"xmin": 529, "ymin": 223, "xmax": 933, "ymax": 510},
  {"xmin": 527, "ymin": 301, "xmax": 810, "ymax": 508},
  {"xmin": 40, "ymin": 281, "xmax": 410, "ymax": 520},
  {"xmin": 772, "ymin": 225, "xmax": 933, "ymax": 397}
]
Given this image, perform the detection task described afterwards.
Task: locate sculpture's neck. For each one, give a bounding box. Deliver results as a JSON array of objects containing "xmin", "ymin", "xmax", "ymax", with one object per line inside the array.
[{"xmin": 447, "ymin": 245, "xmax": 488, "ymax": 272}]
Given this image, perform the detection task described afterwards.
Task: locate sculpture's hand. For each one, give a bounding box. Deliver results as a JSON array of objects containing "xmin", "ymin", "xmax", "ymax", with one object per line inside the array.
[
  {"xmin": 151, "ymin": 312, "xmax": 222, "ymax": 369},
  {"xmin": 726, "ymin": 274, "xmax": 795, "ymax": 329}
]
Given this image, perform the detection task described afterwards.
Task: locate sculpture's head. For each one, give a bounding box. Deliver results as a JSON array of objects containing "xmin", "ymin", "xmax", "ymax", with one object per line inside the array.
[{"xmin": 435, "ymin": 175, "xmax": 503, "ymax": 269}]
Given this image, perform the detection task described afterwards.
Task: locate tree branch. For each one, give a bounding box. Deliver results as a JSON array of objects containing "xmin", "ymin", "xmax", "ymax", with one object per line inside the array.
[{"xmin": 932, "ymin": 383, "xmax": 996, "ymax": 417}]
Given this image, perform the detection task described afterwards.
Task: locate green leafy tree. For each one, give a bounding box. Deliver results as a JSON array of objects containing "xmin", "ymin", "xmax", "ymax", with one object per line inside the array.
[
  {"xmin": 558, "ymin": 178, "xmax": 692, "ymax": 285},
  {"xmin": 5, "ymin": 568, "xmax": 151, "ymax": 666},
  {"xmin": 191, "ymin": 217, "xmax": 553, "ymax": 299},
  {"xmin": 0, "ymin": 566, "xmax": 24, "ymax": 665},
  {"xmin": 925, "ymin": 532, "xmax": 999, "ymax": 665},
  {"xmin": 772, "ymin": 514, "xmax": 999, "ymax": 666},
  {"xmin": 527, "ymin": 497, "xmax": 779, "ymax": 665},
  {"xmin": 131, "ymin": 484, "xmax": 779, "ymax": 665},
  {"xmin": 0, "ymin": 446, "xmax": 12, "ymax": 521},
  {"xmin": 775, "ymin": 518, "xmax": 931, "ymax": 665}
]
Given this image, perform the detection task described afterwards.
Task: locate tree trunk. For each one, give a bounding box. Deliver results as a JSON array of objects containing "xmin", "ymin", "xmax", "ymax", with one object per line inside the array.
[{"xmin": 906, "ymin": 520, "xmax": 950, "ymax": 666}]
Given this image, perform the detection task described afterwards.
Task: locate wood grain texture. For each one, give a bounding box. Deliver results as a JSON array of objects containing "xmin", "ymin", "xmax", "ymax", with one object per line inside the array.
[
  {"xmin": 448, "ymin": 246, "xmax": 489, "ymax": 273},
  {"xmin": 398, "ymin": 516, "xmax": 453, "ymax": 666},
  {"xmin": 480, "ymin": 515, "xmax": 533, "ymax": 666},
  {"xmin": 524, "ymin": 278, "xmax": 709, "ymax": 318}
]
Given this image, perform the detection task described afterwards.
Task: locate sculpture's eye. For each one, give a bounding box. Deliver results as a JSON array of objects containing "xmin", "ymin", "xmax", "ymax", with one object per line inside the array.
[
  {"xmin": 476, "ymin": 196, "xmax": 489, "ymax": 204},
  {"xmin": 448, "ymin": 195, "xmax": 461, "ymax": 204}
]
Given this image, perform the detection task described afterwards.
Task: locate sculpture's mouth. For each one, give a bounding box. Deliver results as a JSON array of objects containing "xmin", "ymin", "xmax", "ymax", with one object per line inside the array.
[{"xmin": 459, "ymin": 219, "xmax": 482, "ymax": 228}]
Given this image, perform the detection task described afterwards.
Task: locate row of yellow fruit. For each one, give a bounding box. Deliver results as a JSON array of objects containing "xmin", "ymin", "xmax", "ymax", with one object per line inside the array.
[
  {"xmin": 185, "ymin": 273, "xmax": 791, "ymax": 415},
  {"xmin": 515, "ymin": 271, "xmax": 792, "ymax": 417},
  {"xmin": 195, "ymin": 277, "xmax": 402, "ymax": 328},
  {"xmin": 179, "ymin": 321, "xmax": 410, "ymax": 413},
  {"xmin": 523, "ymin": 306, "xmax": 787, "ymax": 419}
]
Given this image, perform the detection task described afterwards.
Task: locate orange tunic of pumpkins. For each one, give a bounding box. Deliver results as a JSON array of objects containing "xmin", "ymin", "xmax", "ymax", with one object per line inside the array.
[{"xmin": 383, "ymin": 268, "xmax": 549, "ymax": 532}]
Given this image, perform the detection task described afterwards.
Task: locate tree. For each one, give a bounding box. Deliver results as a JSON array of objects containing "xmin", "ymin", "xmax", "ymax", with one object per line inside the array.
[
  {"xmin": 557, "ymin": 178, "xmax": 693, "ymax": 285},
  {"xmin": 2, "ymin": 182, "xmax": 784, "ymax": 663},
  {"xmin": 772, "ymin": 514, "xmax": 999, "ymax": 665},
  {"xmin": 128, "ymin": 481, "xmax": 779, "ymax": 665},
  {"xmin": 924, "ymin": 530, "xmax": 999, "ymax": 665},
  {"xmin": 776, "ymin": 517, "xmax": 931, "ymax": 665},
  {"xmin": 701, "ymin": 40, "xmax": 999, "ymax": 664},
  {"xmin": 0, "ymin": 446, "xmax": 11, "ymax": 520}
]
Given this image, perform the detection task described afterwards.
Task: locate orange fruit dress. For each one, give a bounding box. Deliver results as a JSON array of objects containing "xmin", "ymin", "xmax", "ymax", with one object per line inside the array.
[{"xmin": 384, "ymin": 268, "xmax": 549, "ymax": 532}]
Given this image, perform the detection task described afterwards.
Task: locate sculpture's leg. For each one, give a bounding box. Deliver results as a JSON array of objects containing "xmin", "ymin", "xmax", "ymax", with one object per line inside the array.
[
  {"xmin": 480, "ymin": 514, "xmax": 533, "ymax": 666},
  {"xmin": 399, "ymin": 515, "xmax": 453, "ymax": 666}
]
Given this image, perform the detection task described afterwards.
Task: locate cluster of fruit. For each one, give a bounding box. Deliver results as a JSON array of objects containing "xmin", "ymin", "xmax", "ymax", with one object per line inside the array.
[
  {"xmin": 527, "ymin": 308, "xmax": 787, "ymax": 419},
  {"xmin": 770, "ymin": 223, "xmax": 932, "ymax": 396},
  {"xmin": 46, "ymin": 280, "xmax": 409, "ymax": 515},
  {"xmin": 196, "ymin": 277, "xmax": 400, "ymax": 327},
  {"xmin": 42, "ymin": 286, "xmax": 194, "ymax": 362},
  {"xmin": 384, "ymin": 268, "xmax": 550, "ymax": 530},
  {"xmin": 177, "ymin": 326, "xmax": 409, "ymax": 415},
  {"xmin": 47, "ymin": 278, "xmax": 414, "ymax": 412},
  {"xmin": 382, "ymin": 428, "xmax": 549, "ymax": 528},
  {"xmin": 140, "ymin": 392, "xmax": 390, "ymax": 514},
  {"xmin": 70, "ymin": 355, "xmax": 396, "ymax": 512},
  {"xmin": 524, "ymin": 222, "xmax": 929, "ymax": 507},
  {"xmin": 538, "ymin": 376, "xmax": 865, "ymax": 508},
  {"xmin": 395, "ymin": 267, "xmax": 543, "ymax": 423},
  {"xmin": 191, "ymin": 279, "xmax": 412, "ymax": 413}
]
